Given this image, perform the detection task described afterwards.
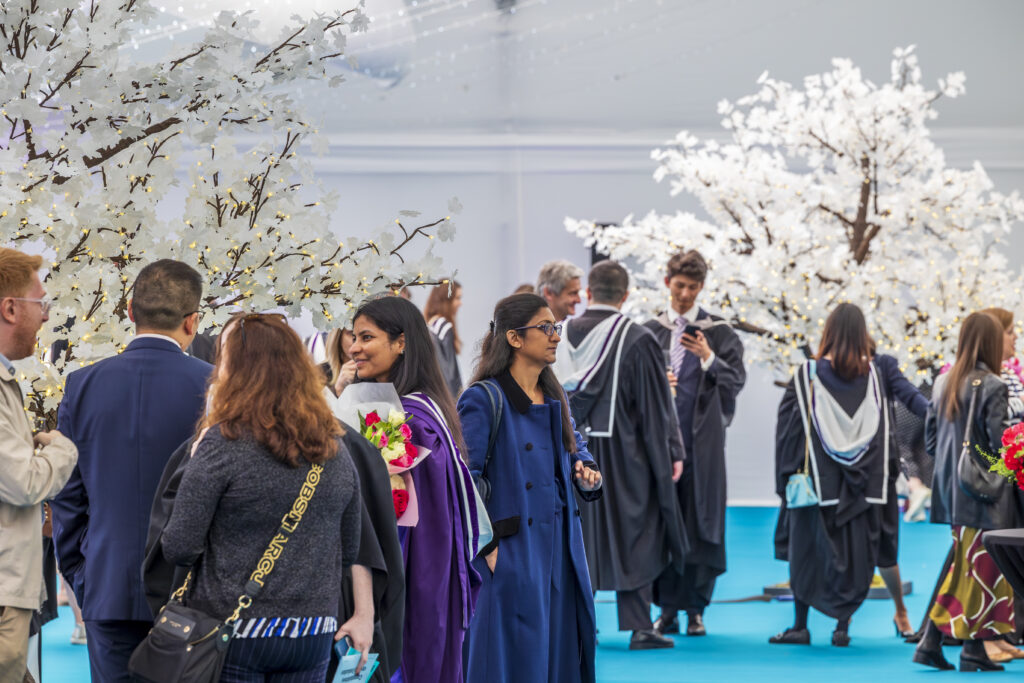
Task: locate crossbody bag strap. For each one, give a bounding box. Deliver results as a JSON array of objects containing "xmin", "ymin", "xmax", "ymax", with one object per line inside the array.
[
  {"xmin": 170, "ymin": 462, "xmax": 324, "ymax": 625},
  {"xmin": 961, "ymin": 378, "xmax": 982, "ymax": 458}
]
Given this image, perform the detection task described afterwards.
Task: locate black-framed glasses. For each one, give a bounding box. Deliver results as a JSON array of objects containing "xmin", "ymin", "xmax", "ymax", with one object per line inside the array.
[
  {"xmin": 515, "ymin": 322, "xmax": 562, "ymax": 337},
  {"xmin": 9, "ymin": 295, "xmax": 52, "ymax": 315}
]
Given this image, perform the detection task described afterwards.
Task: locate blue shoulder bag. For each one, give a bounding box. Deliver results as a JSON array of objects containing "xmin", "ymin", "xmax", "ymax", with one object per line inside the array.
[{"xmin": 786, "ymin": 362, "xmax": 820, "ymax": 508}]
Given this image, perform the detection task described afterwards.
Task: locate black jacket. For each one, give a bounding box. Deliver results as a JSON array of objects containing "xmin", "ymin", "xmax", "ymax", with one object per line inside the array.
[{"xmin": 925, "ymin": 365, "xmax": 1015, "ymax": 529}]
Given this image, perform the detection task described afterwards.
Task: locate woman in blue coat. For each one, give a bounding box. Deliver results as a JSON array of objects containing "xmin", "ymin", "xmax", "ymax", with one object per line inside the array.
[{"xmin": 458, "ymin": 293, "xmax": 603, "ymax": 683}]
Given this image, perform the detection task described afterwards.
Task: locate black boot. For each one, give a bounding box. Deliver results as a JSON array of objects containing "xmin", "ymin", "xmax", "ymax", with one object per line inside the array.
[
  {"xmin": 960, "ymin": 640, "xmax": 1005, "ymax": 672},
  {"xmin": 913, "ymin": 621, "xmax": 954, "ymax": 671}
]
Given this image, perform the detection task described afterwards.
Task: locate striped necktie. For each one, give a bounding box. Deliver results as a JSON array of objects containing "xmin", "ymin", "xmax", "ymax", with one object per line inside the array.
[{"xmin": 671, "ymin": 315, "xmax": 688, "ymax": 376}]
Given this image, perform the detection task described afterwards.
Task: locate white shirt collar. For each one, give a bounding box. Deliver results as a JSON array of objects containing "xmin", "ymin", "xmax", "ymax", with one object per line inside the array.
[
  {"xmin": 668, "ymin": 304, "xmax": 697, "ymax": 325},
  {"xmin": 132, "ymin": 333, "xmax": 185, "ymax": 352},
  {"xmin": 587, "ymin": 304, "xmax": 620, "ymax": 313}
]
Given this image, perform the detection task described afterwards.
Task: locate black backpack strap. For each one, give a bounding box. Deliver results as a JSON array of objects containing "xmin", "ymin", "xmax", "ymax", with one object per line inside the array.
[{"xmin": 469, "ymin": 379, "xmax": 504, "ymax": 501}]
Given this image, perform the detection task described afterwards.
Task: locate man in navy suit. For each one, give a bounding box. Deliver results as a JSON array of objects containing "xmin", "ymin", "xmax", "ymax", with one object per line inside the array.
[{"xmin": 51, "ymin": 259, "xmax": 212, "ymax": 683}]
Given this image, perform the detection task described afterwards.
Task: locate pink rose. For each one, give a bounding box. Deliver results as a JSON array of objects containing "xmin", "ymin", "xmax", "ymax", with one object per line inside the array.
[
  {"xmin": 404, "ymin": 442, "xmax": 417, "ymax": 458},
  {"xmin": 379, "ymin": 433, "xmax": 389, "ymax": 449},
  {"xmin": 400, "ymin": 424, "xmax": 413, "ymax": 440},
  {"xmin": 390, "ymin": 454, "xmax": 414, "ymax": 469}
]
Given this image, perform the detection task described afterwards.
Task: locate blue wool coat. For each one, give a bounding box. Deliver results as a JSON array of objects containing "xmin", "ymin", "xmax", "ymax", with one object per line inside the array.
[{"xmin": 458, "ymin": 372, "xmax": 600, "ymax": 683}]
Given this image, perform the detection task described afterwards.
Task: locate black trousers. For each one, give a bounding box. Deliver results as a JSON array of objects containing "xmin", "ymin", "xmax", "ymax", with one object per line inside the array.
[
  {"xmin": 616, "ymin": 585, "xmax": 654, "ymax": 631},
  {"xmin": 84, "ymin": 619, "xmax": 151, "ymax": 683}
]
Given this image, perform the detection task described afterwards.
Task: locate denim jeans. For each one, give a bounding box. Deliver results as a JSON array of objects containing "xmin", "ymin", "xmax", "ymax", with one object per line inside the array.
[{"xmin": 219, "ymin": 632, "xmax": 333, "ymax": 682}]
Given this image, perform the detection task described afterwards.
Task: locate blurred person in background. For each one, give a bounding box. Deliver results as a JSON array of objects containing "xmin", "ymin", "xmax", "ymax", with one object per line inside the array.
[
  {"xmin": 536, "ymin": 260, "xmax": 584, "ymax": 323},
  {"xmin": 424, "ymin": 281, "xmax": 464, "ymax": 399}
]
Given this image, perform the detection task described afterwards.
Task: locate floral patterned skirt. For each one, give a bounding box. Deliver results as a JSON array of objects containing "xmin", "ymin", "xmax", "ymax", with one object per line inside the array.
[{"xmin": 929, "ymin": 525, "xmax": 1015, "ymax": 640}]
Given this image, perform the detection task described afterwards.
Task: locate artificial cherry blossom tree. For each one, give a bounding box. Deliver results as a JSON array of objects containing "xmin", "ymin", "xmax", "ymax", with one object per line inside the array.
[
  {"xmin": 0, "ymin": 0, "xmax": 457, "ymax": 422},
  {"xmin": 568, "ymin": 46, "xmax": 1024, "ymax": 377}
]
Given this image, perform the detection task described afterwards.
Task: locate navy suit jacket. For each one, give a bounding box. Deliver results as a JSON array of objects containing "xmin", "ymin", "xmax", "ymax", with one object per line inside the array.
[{"xmin": 51, "ymin": 337, "xmax": 212, "ymax": 622}]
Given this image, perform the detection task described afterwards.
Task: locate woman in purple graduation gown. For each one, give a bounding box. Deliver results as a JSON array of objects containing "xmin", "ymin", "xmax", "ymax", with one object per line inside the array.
[{"xmin": 349, "ymin": 296, "xmax": 489, "ymax": 683}]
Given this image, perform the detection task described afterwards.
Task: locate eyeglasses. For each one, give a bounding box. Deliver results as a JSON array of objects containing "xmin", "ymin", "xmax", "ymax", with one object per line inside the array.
[
  {"xmin": 515, "ymin": 322, "xmax": 562, "ymax": 338},
  {"xmin": 9, "ymin": 296, "xmax": 52, "ymax": 315}
]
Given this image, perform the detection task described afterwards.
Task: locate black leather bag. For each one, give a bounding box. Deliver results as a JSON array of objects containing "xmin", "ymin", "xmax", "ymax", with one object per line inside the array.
[
  {"xmin": 958, "ymin": 378, "xmax": 1006, "ymax": 504},
  {"xmin": 129, "ymin": 462, "xmax": 324, "ymax": 683},
  {"xmin": 127, "ymin": 603, "xmax": 232, "ymax": 683}
]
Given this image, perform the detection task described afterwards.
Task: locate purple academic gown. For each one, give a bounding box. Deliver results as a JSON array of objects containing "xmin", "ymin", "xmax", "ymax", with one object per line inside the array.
[{"xmin": 393, "ymin": 394, "xmax": 483, "ymax": 683}]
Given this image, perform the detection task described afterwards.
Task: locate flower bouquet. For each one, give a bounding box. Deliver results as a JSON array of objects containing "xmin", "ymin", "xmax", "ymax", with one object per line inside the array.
[
  {"xmin": 334, "ymin": 383, "xmax": 430, "ymax": 525},
  {"xmin": 978, "ymin": 423, "xmax": 1024, "ymax": 491}
]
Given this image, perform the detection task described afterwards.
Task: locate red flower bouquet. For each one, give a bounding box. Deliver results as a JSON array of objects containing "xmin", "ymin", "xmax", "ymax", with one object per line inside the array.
[
  {"xmin": 980, "ymin": 423, "xmax": 1024, "ymax": 491},
  {"xmin": 359, "ymin": 408, "xmax": 430, "ymax": 524},
  {"xmin": 333, "ymin": 383, "xmax": 432, "ymax": 526}
]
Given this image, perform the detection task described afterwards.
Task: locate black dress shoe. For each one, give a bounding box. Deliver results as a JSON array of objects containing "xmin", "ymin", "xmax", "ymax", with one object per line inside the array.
[
  {"xmin": 960, "ymin": 654, "xmax": 1005, "ymax": 672},
  {"xmin": 686, "ymin": 613, "xmax": 706, "ymax": 636},
  {"xmin": 769, "ymin": 627, "xmax": 811, "ymax": 645},
  {"xmin": 653, "ymin": 614, "xmax": 679, "ymax": 635},
  {"xmin": 629, "ymin": 629, "xmax": 675, "ymax": 650},
  {"xmin": 912, "ymin": 647, "xmax": 954, "ymax": 670},
  {"xmin": 832, "ymin": 630, "xmax": 851, "ymax": 647}
]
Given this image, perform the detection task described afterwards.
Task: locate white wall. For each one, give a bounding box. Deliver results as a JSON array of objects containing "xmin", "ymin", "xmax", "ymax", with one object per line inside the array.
[{"xmin": 314, "ymin": 134, "xmax": 1024, "ymax": 504}]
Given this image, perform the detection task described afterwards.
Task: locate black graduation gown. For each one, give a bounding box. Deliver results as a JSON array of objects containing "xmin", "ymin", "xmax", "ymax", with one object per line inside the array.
[
  {"xmin": 564, "ymin": 309, "xmax": 688, "ymax": 591},
  {"xmin": 644, "ymin": 310, "xmax": 745, "ymax": 610},
  {"xmin": 773, "ymin": 360, "xmax": 893, "ymax": 620},
  {"xmin": 142, "ymin": 424, "xmax": 405, "ymax": 682}
]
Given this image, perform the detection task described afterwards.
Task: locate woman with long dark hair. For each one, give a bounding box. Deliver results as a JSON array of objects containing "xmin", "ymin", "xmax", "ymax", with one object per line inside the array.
[
  {"xmin": 348, "ymin": 296, "xmax": 488, "ymax": 683},
  {"xmin": 162, "ymin": 313, "xmax": 366, "ymax": 681},
  {"xmin": 424, "ymin": 281, "xmax": 464, "ymax": 398},
  {"xmin": 771, "ymin": 303, "xmax": 927, "ymax": 647},
  {"xmin": 458, "ymin": 293, "xmax": 602, "ymax": 683},
  {"xmin": 914, "ymin": 312, "xmax": 1016, "ymax": 671}
]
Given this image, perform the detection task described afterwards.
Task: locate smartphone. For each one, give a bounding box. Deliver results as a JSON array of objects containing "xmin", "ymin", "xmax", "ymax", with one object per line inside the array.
[{"xmin": 683, "ymin": 324, "xmax": 702, "ymax": 338}]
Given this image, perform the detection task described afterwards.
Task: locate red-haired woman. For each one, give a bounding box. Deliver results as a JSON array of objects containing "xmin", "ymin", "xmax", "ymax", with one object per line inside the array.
[
  {"xmin": 771, "ymin": 303, "xmax": 927, "ymax": 648},
  {"xmin": 424, "ymin": 281, "xmax": 463, "ymax": 398},
  {"xmin": 162, "ymin": 313, "xmax": 368, "ymax": 681}
]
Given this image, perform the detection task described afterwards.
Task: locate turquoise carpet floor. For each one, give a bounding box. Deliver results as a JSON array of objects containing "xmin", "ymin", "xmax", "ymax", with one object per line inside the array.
[{"xmin": 39, "ymin": 507, "xmax": 1022, "ymax": 682}]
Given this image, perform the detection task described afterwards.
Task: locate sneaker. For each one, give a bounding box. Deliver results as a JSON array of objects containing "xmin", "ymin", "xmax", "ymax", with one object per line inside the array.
[{"xmin": 70, "ymin": 623, "xmax": 87, "ymax": 646}]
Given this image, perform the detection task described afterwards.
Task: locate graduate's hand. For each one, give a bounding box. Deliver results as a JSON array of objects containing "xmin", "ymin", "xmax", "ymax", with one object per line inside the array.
[
  {"xmin": 334, "ymin": 360, "xmax": 358, "ymax": 396},
  {"xmin": 574, "ymin": 460, "xmax": 602, "ymax": 491},
  {"xmin": 335, "ymin": 611, "xmax": 373, "ymax": 674},
  {"xmin": 680, "ymin": 330, "xmax": 712, "ymax": 362},
  {"xmin": 485, "ymin": 547, "xmax": 498, "ymax": 574},
  {"xmin": 666, "ymin": 370, "xmax": 678, "ymax": 389},
  {"xmin": 671, "ymin": 460, "xmax": 683, "ymax": 483}
]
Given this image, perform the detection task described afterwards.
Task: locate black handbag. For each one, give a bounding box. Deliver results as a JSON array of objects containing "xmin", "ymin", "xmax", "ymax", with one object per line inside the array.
[
  {"xmin": 129, "ymin": 462, "xmax": 324, "ymax": 683},
  {"xmin": 957, "ymin": 378, "xmax": 1006, "ymax": 504}
]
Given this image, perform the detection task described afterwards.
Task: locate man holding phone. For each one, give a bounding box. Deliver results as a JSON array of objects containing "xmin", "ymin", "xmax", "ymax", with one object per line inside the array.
[{"xmin": 643, "ymin": 249, "xmax": 746, "ymax": 638}]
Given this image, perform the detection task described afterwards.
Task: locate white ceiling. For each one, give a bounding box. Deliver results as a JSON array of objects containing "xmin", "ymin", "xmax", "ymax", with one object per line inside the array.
[{"xmin": 146, "ymin": 0, "xmax": 1024, "ymax": 137}]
